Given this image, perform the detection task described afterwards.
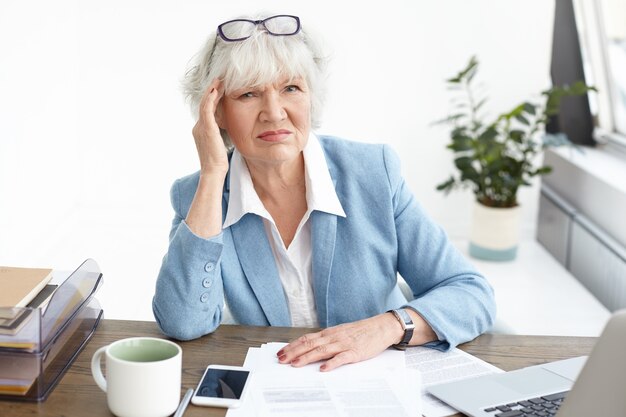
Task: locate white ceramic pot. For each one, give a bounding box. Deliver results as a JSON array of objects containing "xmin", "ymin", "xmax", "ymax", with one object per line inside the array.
[{"xmin": 469, "ymin": 201, "xmax": 521, "ymax": 261}]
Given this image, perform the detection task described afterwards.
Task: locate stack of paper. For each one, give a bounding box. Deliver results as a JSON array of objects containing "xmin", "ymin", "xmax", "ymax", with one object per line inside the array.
[
  {"xmin": 405, "ymin": 346, "xmax": 503, "ymax": 417},
  {"xmin": 228, "ymin": 342, "xmax": 421, "ymax": 417},
  {"xmin": 226, "ymin": 342, "xmax": 503, "ymax": 417}
]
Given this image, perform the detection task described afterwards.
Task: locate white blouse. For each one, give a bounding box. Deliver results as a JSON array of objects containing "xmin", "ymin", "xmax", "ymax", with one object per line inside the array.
[{"xmin": 223, "ymin": 134, "xmax": 346, "ymax": 327}]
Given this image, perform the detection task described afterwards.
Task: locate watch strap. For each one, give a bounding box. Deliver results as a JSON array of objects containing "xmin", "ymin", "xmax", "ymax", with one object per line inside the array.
[{"xmin": 388, "ymin": 308, "xmax": 415, "ymax": 349}]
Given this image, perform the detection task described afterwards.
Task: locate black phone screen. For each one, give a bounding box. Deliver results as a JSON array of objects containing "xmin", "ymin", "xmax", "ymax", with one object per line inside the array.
[{"xmin": 196, "ymin": 369, "xmax": 250, "ymax": 399}]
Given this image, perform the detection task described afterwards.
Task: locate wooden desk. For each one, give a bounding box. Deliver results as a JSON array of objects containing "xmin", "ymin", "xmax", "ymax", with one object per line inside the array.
[{"xmin": 0, "ymin": 320, "xmax": 596, "ymax": 417}]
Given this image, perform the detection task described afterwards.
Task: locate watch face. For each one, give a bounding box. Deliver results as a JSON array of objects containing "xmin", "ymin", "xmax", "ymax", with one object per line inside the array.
[
  {"xmin": 396, "ymin": 309, "xmax": 414, "ymax": 344},
  {"xmin": 388, "ymin": 309, "xmax": 414, "ymax": 348},
  {"xmin": 396, "ymin": 309, "xmax": 413, "ymax": 325}
]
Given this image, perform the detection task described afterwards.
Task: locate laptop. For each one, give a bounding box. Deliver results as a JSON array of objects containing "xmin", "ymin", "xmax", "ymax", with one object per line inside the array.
[{"xmin": 427, "ymin": 309, "xmax": 626, "ymax": 417}]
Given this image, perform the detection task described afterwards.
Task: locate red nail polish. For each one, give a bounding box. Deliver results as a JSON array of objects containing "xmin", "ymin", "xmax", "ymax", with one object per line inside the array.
[
  {"xmin": 291, "ymin": 358, "xmax": 300, "ymax": 366},
  {"xmin": 276, "ymin": 349, "xmax": 284, "ymax": 357}
]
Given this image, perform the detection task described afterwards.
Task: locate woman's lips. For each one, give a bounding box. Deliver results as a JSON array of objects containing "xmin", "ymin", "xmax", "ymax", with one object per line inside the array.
[{"xmin": 257, "ymin": 130, "xmax": 292, "ymax": 142}]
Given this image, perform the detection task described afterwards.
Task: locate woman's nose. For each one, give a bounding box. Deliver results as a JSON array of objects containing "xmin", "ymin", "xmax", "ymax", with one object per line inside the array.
[{"xmin": 260, "ymin": 91, "xmax": 286, "ymax": 122}]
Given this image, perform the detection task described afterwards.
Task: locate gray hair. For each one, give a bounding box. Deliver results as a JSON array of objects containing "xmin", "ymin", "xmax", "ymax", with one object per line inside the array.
[{"xmin": 182, "ymin": 13, "xmax": 330, "ymax": 149}]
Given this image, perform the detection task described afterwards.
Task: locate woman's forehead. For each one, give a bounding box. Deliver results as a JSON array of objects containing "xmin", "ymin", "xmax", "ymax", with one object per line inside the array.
[{"xmin": 225, "ymin": 74, "xmax": 307, "ymax": 92}]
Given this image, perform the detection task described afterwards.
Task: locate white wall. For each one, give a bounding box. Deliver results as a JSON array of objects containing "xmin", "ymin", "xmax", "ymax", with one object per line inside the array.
[{"xmin": 0, "ymin": 0, "xmax": 555, "ymax": 320}]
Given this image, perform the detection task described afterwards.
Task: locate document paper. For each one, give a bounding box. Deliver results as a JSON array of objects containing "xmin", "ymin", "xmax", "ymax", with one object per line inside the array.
[
  {"xmin": 405, "ymin": 346, "xmax": 503, "ymax": 417},
  {"xmin": 227, "ymin": 342, "xmax": 421, "ymax": 417}
]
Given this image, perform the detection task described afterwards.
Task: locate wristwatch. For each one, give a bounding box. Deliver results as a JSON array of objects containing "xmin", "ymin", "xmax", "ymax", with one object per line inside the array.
[{"xmin": 388, "ymin": 309, "xmax": 415, "ymax": 350}]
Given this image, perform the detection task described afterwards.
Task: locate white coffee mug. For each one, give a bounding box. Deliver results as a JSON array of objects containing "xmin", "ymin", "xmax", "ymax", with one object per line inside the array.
[{"xmin": 91, "ymin": 337, "xmax": 182, "ymax": 417}]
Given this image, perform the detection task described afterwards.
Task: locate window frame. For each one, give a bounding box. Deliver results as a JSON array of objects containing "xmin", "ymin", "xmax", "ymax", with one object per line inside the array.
[{"xmin": 573, "ymin": 0, "xmax": 626, "ymax": 151}]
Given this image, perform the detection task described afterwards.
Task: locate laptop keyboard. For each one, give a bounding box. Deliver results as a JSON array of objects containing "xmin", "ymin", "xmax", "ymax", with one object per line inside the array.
[{"xmin": 483, "ymin": 391, "xmax": 568, "ymax": 417}]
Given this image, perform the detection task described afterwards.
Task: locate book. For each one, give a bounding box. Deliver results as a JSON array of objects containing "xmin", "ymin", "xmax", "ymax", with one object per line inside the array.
[
  {"xmin": 0, "ymin": 279, "xmax": 56, "ymax": 340},
  {"xmin": 0, "ymin": 308, "xmax": 34, "ymax": 335},
  {"xmin": 26, "ymin": 284, "xmax": 58, "ymax": 311},
  {"xmin": 0, "ymin": 306, "xmax": 38, "ymax": 347},
  {"xmin": 0, "ymin": 266, "xmax": 53, "ymax": 308}
]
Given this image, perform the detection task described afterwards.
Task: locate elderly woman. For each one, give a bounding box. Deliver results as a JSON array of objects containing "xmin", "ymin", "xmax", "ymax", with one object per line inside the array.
[{"xmin": 153, "ymin": 13, "xmax": 495, "ymax": 371}]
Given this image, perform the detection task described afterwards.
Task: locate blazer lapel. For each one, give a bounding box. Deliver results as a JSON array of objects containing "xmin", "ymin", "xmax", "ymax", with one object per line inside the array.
[
  {"xmin": 230, "ymin": 214, "xmax": 291, "ymax": 326},
  {"xmin": 311, "ymin": 210, "xmax": 338, "ymax": 328}
]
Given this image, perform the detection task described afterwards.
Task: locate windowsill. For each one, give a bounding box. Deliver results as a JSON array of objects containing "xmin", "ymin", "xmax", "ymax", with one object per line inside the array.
[
  {"xmin": 543, "ymin": 145, "xmax": 626, "ymax": 250},
  {"xmin": 549, "ymin": 144, "xmax": 626, "ymax": 195}
]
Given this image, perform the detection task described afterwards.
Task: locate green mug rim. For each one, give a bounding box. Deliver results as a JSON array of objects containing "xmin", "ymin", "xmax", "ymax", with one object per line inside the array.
[{"xmin": 107, "ymin": 337, "xmax": 181, "ymax": 364}]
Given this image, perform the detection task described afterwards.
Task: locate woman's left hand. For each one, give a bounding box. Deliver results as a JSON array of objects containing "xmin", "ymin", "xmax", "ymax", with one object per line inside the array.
[{"xmin": 276, "ymin": 313, "xmax": 403, "ymax": 372}]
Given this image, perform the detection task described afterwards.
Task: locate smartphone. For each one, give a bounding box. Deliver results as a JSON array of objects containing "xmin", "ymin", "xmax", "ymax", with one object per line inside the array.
[{"xmin": 191, "ymin": 365, "xmax": 252, "ymax": 408}]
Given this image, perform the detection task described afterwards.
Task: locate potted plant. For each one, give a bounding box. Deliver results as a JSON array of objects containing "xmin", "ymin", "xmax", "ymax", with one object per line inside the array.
[{"xmin": 437, "ymin": 56, "xmax": 594, "ymax": 261}]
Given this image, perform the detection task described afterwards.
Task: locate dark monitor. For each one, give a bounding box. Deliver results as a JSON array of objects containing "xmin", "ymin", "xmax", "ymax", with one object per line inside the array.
[{"xmin": 548, "ymin": 0, "xmax": 596, "ymax": 146}]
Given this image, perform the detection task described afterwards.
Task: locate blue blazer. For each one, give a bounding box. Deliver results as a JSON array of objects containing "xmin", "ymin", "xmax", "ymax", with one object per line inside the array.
[{"xmin": 153, "ymin": 136, "xmax": 496, "ymax": 349}]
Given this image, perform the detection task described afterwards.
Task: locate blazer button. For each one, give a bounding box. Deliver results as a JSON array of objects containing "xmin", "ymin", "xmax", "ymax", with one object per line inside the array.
[
  {"xmin": 204, "ymin": 262, "xmax": 215, "ymax": 272},
  {"xmin": 200, "ymin": 292, "xmax": 209, "ymax": 303},
  {"xmin": 202, "ymin": 278, "xmax": 212, "ymax": 288}
]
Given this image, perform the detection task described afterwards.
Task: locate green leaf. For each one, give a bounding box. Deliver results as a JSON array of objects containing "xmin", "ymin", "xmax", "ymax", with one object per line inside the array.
[
  {"xmin": 509, "ymin": 130, "xmax": 525, "ymax": 143},
  {"xmin": 522, "ymin": 102, "xmax": 536, "ymax": 115},
  {"xmin": 454, "ymin": 156, "xmax": 474, "ymax": 170},
  {"xmin": 436, "ymin": 177, "xmax": 456, "ymax": 192},
  {"xmin": 478, "ymin": 126, "xmax": 498, "ymax": 142},
  {"xmin": 471, "ymin": 120, "xmax": 484, "ymax": 132},
  {"xmin": 515, "ymin": 114, "xmax": 530, "ymax": 125},
  {"xmin": 466, "ymin": 66, "xmax": 478, "ymax": 83},
  {"xmin": 447, "ymin": 56, "xmax": 479, "ymax": 85},
  {"xmin": 503, "ymin": 103, "xmax": 526, "ymax": 119},
  {"xmin": 543, "ymin": 81, "xmax": 597, "ymax": 116},
  {"xmin": 449, "ymin": 133, "xmax": 474, "ymax": 151},
  {"xmin": 458, "ymin": 56, "xmax": 479, "ymax": 79},
  {"xmin": 451, "ymin": 126, "xmax": 467, "ymax": 135},
  {"xmin": 533, "ymin": 166, "xmax": 552, "ymax": 176},
  {"xmin": 569, "ymin": 80, "xmax": 597, "ymax": 95},
  {"xmin": 431, "ymin": 114, "xmax": 465, "ymax": 126},
  {"xmin": 474, "ymin": 97, "xmax": 488, "ymax": 112}
]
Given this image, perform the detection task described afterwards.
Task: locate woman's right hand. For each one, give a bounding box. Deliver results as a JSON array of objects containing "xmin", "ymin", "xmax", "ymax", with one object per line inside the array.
[
  {"xmin": 192, "ymin": 79, "xmax": 229, "ymax": 175},
  {"xmin": 185, "ymin": 79, "xmax": 229, "ymax": 238}
]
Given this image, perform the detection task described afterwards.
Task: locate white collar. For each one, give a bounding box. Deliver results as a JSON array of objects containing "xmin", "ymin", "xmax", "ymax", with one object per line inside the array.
[{"xmin": 223, "ymin": 133, "xmax": 346, "ymax": 229}]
